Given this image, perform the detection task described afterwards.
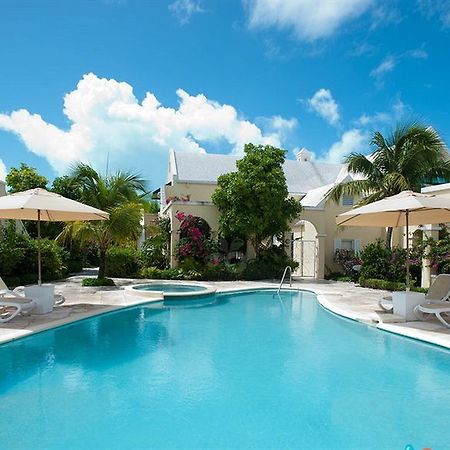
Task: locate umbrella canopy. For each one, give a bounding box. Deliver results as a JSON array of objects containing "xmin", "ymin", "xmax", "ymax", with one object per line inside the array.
[
  {"xmin": 0, "ymin": 188, "xmax": 109, "ymax": 221},
  {"xmin": 336, "ymin": 190, "xmax": 450, "ymax": 289},
  {"xmin": 0, "ymin": 188, "xmax": 109, "ymax": 285},
  {"xmin": 336, "ymin": 190, "xmax": 450, "ymax": 227}
]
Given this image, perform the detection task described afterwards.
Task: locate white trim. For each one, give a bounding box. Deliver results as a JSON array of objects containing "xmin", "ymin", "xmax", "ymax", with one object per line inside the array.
[{"xmin": 422, "ymin": 183, "xmax": 450, "ymax": 193}]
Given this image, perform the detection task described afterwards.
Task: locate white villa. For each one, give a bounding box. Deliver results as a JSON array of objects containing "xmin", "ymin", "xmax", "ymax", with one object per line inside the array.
[{"xmin": 161, "ymin": 149, "xmax": 385, "ymax": 279}]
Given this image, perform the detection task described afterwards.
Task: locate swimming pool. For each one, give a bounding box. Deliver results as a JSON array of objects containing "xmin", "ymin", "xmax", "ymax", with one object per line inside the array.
[{"xmin": 1, "ymin": 289, "xmax": 450, "ymax": 449}]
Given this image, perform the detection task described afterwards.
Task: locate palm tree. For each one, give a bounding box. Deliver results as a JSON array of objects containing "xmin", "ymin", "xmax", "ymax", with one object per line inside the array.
[
  {"xmin": 328, "ymin": 123, "xmax": 450, "ymax": 247},
  {"xmin": 58, "ymin": 163, "xmax": 148, "ymax": 279}
]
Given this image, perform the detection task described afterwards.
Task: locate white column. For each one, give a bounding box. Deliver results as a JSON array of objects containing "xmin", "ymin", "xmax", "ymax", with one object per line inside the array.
[{"xmin": 421, "ymin": 224, "xmax": 440, "ymax": 288}]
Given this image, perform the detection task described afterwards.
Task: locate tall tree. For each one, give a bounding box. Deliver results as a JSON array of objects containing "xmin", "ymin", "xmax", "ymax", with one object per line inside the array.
[
  {"xmin": 58, "ymin": 163, "xmax": 148, "ymax": 279},
  {"xmin": 328, "ymin": 123, "xmax": 450, "ymax": 247},
  {"xmin": 212, "ymin": 144, "xmax": 302, "ymax": 256},
  {"xmin": 6, "ymin": 163, "xmax": 48, "ymax": 193}
]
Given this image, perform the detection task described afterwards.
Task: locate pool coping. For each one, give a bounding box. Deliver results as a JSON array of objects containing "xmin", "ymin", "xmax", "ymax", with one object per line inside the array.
[
  {"xmin": 314, "ymin": 289, "xmax": 450, "ymax": 351},
  {"xmin": 125, "ymin": 281, "xmax": 217, "ymax": 298}
]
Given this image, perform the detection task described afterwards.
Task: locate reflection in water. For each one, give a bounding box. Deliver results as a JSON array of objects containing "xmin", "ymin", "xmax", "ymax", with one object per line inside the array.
[{"xmin": 0, "ymin": 306, "xmax": 169, "ymax": 393}]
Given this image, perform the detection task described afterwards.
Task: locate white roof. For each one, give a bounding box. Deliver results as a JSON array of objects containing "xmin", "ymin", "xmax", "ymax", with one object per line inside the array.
[
  {"xmin": 170, "ymin": 151, "xmax": 344, "ymax": 195},
  {"xmin": 300, "ymin": 183, "xmax": 334, "ymax": 208}
]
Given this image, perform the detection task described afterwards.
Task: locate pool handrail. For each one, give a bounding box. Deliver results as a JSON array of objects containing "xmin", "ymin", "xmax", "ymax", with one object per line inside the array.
[{"xmin": 277, "ymin": 266, "xmax": 292, "ymax": 295}]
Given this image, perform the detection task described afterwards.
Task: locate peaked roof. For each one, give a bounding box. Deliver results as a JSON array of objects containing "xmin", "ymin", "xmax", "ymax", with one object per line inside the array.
[{"xmin": 170, "ymin": 151, "xmax": 344, "ymax": 195}]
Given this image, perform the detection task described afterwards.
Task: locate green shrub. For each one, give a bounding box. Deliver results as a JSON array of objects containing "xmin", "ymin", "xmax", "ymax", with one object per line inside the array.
[
  {"xmin": 359, "ymin": 277, "xmax": 427, "ymax": 293},
  {"xmin": 105, "ymin": 246, "xmax": 140, "ymax": 278},
  {"xmin": 82, "ymin": 277, "xmax": 115, "ymax": 287},
  {"xmin": 241, "ymin": 246, "xmax": 298, "ymax": 280},
  {"xmin": 0, "ymin": 223, "xmax": 68, "ymax": 285}
]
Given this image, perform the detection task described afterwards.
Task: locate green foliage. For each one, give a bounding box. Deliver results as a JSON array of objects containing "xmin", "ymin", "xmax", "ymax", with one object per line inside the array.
[
  {"xmin": 212, "ymin": 144, "xmax": 302, "ymax": 255},
  {"xmin": 141, "ymin": 216, "xmax": 170, "ymax": 269},
  {"xmin": 359, "ymin": 278, "xmax": 427, "ymax": 293},
  {"xmin": 82, "ymin": 277, "xmax": 115, "ymax": 287},
  {"xmin": 58, "ymin": 163, "xmax": 148, "ymax": 279},
  {"xmin": 0, "ymin": 222, "xmax": 67, "ymax": 286},
  {"xmin": 359, "ymin": 239, "xmax": 422, "ymax": 284},
  {"xmin": 420, "ymin": 226, "xmax": 450, "ymax": 274},
  {"xmin": 241, "ymin": 246, "xmax": 299, "ymax": 281},
  {"xmin": 140, "ymin": 264, "xmax": 239, "ymax": 281},
  {"xmin": 5, "ymin": 163, "xmax": 48, "ymax": 193},
  {"xmin": 105, "ymin": 246, "xmax": 140, "ymax": 278},
  {"xmin": 51, "ymin": 175, "xmax": 83, "ymax": 201}
]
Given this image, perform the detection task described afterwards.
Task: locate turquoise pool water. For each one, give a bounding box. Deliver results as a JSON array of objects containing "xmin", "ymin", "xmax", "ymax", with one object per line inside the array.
[
  {"xmin": 133, "ymin": 283, "xmax": 208, "ymax": 293},
  {"xmin": 1, "ymin": 289, "xmax": 450, "ymax": 449}
]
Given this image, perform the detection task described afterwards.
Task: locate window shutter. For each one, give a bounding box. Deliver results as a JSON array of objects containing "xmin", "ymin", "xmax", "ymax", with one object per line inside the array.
[
  {"xmin": 354, "ymin": 239, "xmax": 361, "ymax": 254},
  {"xmin": 334, "ymin": 239, "xmax": 341, "ymax": 252}
]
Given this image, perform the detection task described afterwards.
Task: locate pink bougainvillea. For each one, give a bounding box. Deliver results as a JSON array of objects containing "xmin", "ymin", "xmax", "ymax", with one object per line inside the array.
[{"xmin": 174, "ymin": 211, "xmax": 214, "ymax": 263}]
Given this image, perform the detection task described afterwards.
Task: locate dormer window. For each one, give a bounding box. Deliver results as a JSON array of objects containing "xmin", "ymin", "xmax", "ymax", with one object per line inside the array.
[{"xmin": 342, "ymin": 195, "xmax": 354, "ymax": 206}]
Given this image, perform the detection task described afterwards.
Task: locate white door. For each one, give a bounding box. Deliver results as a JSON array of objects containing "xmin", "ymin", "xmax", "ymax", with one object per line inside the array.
[{"xmin": 293, "ymin": 239, "xmax": 316, "ymax": 277}]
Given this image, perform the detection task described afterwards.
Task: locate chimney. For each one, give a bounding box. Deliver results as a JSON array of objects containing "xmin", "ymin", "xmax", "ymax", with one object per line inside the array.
[{"xmin": 294, "ymin": 148, "xmax": 312, "ymax": 163}]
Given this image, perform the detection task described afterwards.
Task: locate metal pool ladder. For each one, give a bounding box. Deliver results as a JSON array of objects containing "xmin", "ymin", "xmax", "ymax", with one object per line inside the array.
[{"xmin": 277, "ymin": 266, "xmax": 292, "ymax": 295}]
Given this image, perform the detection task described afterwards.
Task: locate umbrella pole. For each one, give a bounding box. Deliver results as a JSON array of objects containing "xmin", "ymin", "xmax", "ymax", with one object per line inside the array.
[
  {"xmin": 406, "ymin": 209, "xmax": 410, "ymax": 292},
  {"xmin": 38, "ymin": 209, "xmax": 42, "ymax": 286}
]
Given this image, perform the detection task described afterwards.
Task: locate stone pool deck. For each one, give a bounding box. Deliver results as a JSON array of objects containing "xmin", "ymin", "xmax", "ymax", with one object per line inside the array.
[{"xmin": 1, "ymin": 276, "xmax": 450, "ymax": 349}]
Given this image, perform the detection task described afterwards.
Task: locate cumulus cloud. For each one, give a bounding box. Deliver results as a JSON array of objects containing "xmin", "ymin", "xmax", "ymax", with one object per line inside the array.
[
  {"xmin": 169, "ymin": 0, "xmax": 204, "ymax": 25},
  {"xmin": 322, "ymin": 128, "xmax": 368, "ymax": 163},
  {"xmin": 308, "ymin": 89, "xmax": 340, "ymax": 126},
  {"xmin": 0, "ymin": 73, "xmax": 287, "ymax": 184},
  {"xmin": 244, "ymin": 0, "xmax": 373, "ymax": 41},
  {"xmin": 0, "ymin": 159, "xmax": 6, "ymax": 181}
]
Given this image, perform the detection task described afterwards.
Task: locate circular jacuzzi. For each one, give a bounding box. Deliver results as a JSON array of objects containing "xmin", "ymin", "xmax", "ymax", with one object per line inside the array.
[{"xmin": 127, "ymin": 282, "xmax": 216, "ymax": 299}]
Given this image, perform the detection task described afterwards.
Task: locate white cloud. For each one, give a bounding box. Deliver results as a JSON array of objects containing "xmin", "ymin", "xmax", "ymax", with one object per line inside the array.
[
  {"xmin": 0, "ymin": 159, "xmax": 6, "ymax": 181},
  {"xmin": 0, "ymin": 73, "xmax": 286, "ymax": 182},
  {"xmin": 323, "ymin": 128, "xmax": 368, "ymax": 163},
  {"xmin": 244, "ymin": 0, "xmax": 373, "ymax": 41},
  {"xmin": 308, "ymin": 89, "xmax": 340, "ymax": 126},
  {"xmin": 408, "ymin": 48, "xmax": 428, "ymax": 59},
  {"xmin": 417, "ymin": 0, "xmax": 450, "ymax": 27},
  {"xmin": 370, "ymin": 56, "xmax": 396, "ymax": 78},
  {"xmin": 169, "ymin": 0, "xmax": 204, "ymax": 25}
]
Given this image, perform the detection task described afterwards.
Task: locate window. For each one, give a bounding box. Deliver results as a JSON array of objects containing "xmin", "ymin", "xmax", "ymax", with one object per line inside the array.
[
  {"xmin": 334, "ymin": 239, "xmax": 361, "ymax": 254},
  {"xmin": 340, "ymin": 239, "xmax": 354, "ymax": 250},
  {"xmin": 342, "ymin": 195, "xmax": 354, "ymax": 206}
]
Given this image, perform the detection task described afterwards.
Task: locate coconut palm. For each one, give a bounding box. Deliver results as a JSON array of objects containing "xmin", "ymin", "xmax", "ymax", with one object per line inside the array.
[
  {"xmin": 58, "ymin": 163, "xmax": 148, "ymax": 279},
  {"xmin": 328, "ymin": 123, "xmax": 450, "ymax": 247}
]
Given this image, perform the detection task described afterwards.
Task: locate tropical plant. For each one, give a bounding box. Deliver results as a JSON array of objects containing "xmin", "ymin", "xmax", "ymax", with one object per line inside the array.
[
  {"xmin": 328, "ymin": 123, "xmax": 450, "ymax": 247},
  {"xmin": 212, "ymin": 143, "xmax": 302, "ymax": 256},
  {"xmin": 5, "ymin": 163, "xmax": 48, "ymax": 193},
  {"xmin": 174, "ymin": 211, "xmax": 216, "ymax": 265},
  {"xmin": 58, "ymin": 163, "xmax": 147, "ymax": 279},
  {"xmin": 141, "ymin": 216, "xmax": 171, "ymax": 269}
]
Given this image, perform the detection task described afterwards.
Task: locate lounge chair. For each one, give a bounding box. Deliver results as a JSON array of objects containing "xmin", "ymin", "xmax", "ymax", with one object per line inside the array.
[
  {"xmin": 0, "ymin": 277, "xmax": 65, "ymax": 307},
  {"xmin": 414, "ymin": 274, "xmax": 450, "ymax": 327},
  {"xmin": 378, "ymin": 274, "xmax": 450, "ymax": 314},
  {"xmin": 0, "ymin": 278, "xmax": 36, "ymax": 323}
]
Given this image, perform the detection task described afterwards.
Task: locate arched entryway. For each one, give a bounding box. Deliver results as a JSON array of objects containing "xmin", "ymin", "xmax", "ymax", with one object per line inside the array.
[{"xmin": 290, "ymin": 220, "xmax": 318, "ymax": 277}]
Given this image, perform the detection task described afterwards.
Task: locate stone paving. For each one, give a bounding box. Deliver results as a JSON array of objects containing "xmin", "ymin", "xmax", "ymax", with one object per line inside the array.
[{"xmin": 1, "ymin": 276, "xmax": 450, "ymax": 349}]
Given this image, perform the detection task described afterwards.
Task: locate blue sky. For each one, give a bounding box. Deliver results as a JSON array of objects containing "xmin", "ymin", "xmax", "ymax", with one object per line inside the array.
[{"xmin": 0, "ymin": 0, "xmax": 449, "ymax": 190}]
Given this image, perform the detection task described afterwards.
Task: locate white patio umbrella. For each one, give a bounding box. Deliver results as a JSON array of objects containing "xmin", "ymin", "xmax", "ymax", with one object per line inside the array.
[
  {"xmin": 0, "ymin": 188, "xmax": 109, "ymax": 285},
  {"xmin": 336, "ymin": 190, "xmax": 450, "ymax": 289}
]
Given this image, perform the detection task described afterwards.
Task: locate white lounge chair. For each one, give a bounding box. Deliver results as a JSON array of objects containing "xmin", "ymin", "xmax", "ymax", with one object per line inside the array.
[
  {"xmin": 378, "ymin": 274, "xmax": 450, "ymax": 314},
  {"xmin": 0, "ymin": 277, "xmax": 65, "ymax": 307},
  {"xmin": 0, "ymin": 278, "xmax": 36, "ymax": 323},
  {"xmin": 414, "ymin": 274, "xmax": 450, "ymax": 327}
]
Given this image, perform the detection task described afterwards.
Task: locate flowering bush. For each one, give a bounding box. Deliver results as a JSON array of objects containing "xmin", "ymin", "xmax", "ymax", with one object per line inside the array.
[
  {"xmin": 333, "ymin": 249, "xmax": 361, "ymax": 276},
  {"xmin": 174, "ymin": 211, "xmax": 216, "ymax": 264}
]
